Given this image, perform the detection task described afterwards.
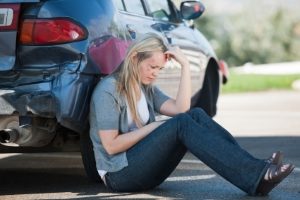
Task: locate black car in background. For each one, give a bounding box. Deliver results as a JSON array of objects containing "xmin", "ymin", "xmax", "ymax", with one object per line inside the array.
[{"xmin": 0, "ymin": 0, "xmax": 228, "ymax": 182}]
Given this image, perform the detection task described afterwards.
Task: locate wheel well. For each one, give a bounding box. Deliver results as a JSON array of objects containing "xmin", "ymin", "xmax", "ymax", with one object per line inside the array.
[
  {"xmin": 191, "ymin": 58, "xmax": 220, "ymax": 117},
  {"xmin": 206, "ymin": 58, "xmax": 220, "ymax": 86}
]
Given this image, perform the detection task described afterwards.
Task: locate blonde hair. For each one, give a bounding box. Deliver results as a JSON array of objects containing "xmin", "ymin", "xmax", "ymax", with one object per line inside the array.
[{"xmin": 116, "ymin": 33, "xmax": 168, "ymax": 128}]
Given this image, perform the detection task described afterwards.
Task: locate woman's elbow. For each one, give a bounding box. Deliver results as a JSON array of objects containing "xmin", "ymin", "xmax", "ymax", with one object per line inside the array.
[
  {"xmin": 103, "ymin": 145, "xmax": 118, "ymax": 155},
  {"xmin": 99, "ymin": 131, "xmax": 120, "ymax": 155},
  {"xmin": 177, "ymin": 105, "xmax": 190, "ymax": 113}
]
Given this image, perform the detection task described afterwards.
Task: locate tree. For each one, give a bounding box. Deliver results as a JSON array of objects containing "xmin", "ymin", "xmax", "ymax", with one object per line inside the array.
[{"xmin": 195, "ymin": 6, "xmax": 300, "ymax": 67}]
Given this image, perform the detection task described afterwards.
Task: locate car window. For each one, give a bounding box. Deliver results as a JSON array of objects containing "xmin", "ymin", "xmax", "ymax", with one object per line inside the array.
[
  {"xmin": 123, "ymin": 0, "xmax": 145, "ymax": 15},
  {"xmin": 112, "ymin": 0, "xmax": 125, "ymax": 11},
  {"xmin": 146, "ymin": 0, "xmax": 171, "ymax": 21}
]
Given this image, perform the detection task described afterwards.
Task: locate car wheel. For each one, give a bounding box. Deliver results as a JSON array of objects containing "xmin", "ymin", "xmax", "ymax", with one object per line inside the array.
[
  {"xmin": 80, "ymin": 128, "xmax": 102, "ymax": 183},
  {"xmin": 191, "ymin": 60, "xmax": 220, "ymax": 117}
]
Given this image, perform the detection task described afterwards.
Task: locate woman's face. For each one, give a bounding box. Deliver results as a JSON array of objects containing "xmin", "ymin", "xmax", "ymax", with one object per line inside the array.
[{"xmin": 138, "ymin": 51, "xmax": 167, "ymax": 85}]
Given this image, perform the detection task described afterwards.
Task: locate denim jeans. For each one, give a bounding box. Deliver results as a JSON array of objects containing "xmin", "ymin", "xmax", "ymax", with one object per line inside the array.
[{"xmin": 104, "ymin": 108, "xmax": 270, "ymax": 195}]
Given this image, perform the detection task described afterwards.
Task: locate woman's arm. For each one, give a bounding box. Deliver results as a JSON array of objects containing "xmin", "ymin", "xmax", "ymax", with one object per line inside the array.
[
  {"xmin": 99, "ymin": 121, "xmax": 164, "ymax": 155},
  {"xmin": 159, "ymin": 46, "xmax": 191, "ymax": 116}
]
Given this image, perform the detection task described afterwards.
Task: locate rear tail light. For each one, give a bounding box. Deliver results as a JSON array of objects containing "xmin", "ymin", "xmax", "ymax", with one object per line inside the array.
[
  {"xmin": 218, "ymin": 60, "xmax": 229, "ymax": 84},
  {"xmin": 0, "ymin": 4, "xmax": 20, "ymax": 31},
  {"xmin": 19, "ymin": 18, "xmax": 87, "ymax": 45}
]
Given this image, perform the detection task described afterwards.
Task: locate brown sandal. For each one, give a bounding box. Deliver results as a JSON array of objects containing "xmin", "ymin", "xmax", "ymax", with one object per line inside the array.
[
  {"xmin": 256, "ymin": 163, "xmax": 295, "ymax": 196},
  {"xmin": 268, "ymin": 151, "xmax": 283, "ymax": 165}
]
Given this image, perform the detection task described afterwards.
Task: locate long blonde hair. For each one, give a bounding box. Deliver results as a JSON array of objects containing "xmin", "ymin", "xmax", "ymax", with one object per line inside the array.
[{"xmin": 116, "ymin": 33, "xmax": 168, "ymax": 128}]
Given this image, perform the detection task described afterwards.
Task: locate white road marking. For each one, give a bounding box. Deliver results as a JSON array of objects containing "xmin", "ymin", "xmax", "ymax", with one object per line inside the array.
[
  {"xmin": 181, "ymin": 159, "xmax": 203, "ymax": 164},
  {"xmin": 166, "ymin": 174, "xmax": 216, "ymax": 182}
]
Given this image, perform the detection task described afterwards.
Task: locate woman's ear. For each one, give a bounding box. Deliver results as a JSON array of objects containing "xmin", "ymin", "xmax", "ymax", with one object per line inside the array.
[
  {"xmin": 130, "ymin": 51, "xmax": 137, "ymax": 59},
  {"xmin": 130, "ymin": 51, "xmax": 138, "ymax": 63}
]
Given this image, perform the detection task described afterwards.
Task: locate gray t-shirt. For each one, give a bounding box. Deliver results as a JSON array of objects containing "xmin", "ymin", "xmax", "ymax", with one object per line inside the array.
[{"xmin": 89, "ymin": 75, "xmax": 169, "ymax": 172}]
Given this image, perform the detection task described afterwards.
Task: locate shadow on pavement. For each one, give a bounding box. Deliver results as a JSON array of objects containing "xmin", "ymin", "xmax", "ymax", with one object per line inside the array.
[{"xmin": 0, "ymin": 136, "xmax": 299, "ymax": 200}]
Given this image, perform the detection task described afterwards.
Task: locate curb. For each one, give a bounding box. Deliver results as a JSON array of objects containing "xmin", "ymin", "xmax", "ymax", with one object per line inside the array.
[
  {"xmin": 233, "ymin": 62, "xmax": 300, "ymax": 75},
  {"xmin": 292, "ymin": 80, "xmax": 300, "ymax": 91}
]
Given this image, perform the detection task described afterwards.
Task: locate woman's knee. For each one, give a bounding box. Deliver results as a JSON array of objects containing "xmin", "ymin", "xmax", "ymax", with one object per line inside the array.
[
  {"xmin": 174, "ymin": 113, "xmax": 196, "ymax": 131},
  {"xmin": 175, "ymin": 112, "xmax": 191, "ymax": 122},
  {"xmin": 187, "ymin": 107, "xmax": 208, "ymax": 118}
]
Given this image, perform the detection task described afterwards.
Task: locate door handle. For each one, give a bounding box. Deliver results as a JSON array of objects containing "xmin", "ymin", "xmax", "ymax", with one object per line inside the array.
[{"xmin": 126, "ymin": 24, "xmax": 136, "ymax": 39}]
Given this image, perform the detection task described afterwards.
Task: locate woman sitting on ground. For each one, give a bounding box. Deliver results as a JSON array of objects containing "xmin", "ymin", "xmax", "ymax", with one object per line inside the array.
[{"xmin": 89, "ymin": 33, "xmax": 294, "ymax": 195}]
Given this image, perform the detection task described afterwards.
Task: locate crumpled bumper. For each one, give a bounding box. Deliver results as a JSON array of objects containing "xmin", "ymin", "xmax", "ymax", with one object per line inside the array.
[{"xmin": 0, "ymin": 67, "xmax": 95, "ymax": 134}]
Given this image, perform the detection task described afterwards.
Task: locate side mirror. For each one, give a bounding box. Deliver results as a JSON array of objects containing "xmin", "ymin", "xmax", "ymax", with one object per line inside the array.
[{"xmin": 180, "ymin": 1, "xmax": 205, "ymax": 20}]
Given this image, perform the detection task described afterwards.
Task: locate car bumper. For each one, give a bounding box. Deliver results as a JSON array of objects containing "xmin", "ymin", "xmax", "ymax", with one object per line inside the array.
[{"xmin": 0, "ymin": 68, "xmax": 95, "ymax": 134}]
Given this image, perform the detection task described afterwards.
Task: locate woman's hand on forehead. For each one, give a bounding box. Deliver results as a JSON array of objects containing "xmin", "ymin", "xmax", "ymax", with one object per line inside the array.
[{"xmin": 165, "ymin": 46, "xmax": 189, "ymax": 68}]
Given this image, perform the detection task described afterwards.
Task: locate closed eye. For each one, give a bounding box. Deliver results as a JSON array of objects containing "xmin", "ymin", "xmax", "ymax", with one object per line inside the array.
[{"xmin": 150, "ymin": 65, "xmax": 164, "ymax": 70}]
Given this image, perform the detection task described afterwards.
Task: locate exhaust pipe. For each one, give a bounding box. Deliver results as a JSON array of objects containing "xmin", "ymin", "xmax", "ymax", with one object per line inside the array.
[
  {"xmin": 0, "ymin": 129, "xmax": 19, "ymax": 143},
  {"xmin": 0, "ymin": 116, "xmax": 57, "ymax": 147}
]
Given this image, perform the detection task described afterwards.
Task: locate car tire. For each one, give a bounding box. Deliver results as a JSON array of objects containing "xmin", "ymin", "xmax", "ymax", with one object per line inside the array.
[
  {"xmin": 191, "ymin": 61, "xmax": 220, "ymax": 117},
  {"xmin": 80, "ymin": 128, "xmax": 102, "ymax": 183}
]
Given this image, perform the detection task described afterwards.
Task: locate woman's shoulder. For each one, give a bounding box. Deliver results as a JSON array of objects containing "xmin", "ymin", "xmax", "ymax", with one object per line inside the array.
[
  {"xmin": 94, "ymin": 75, "xmax": 118, "ymax": 93},
  {"xmin": 91, "ymin": 76, "xmax": 120, "ymax": 103}
]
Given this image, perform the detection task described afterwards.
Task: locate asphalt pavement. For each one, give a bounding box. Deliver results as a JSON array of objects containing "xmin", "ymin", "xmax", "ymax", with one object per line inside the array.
[{"xmin": 0, "ymin": 90, "xmax": 300, "ymax": 200}]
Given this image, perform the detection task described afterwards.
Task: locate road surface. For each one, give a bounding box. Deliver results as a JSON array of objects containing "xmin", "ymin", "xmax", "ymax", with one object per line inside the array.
[{"xmin": 0, "ymin": 90, "xmax": 300, "ymax": 200}]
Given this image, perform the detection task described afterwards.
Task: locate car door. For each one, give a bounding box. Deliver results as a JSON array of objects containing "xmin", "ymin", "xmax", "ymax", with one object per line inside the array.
[
  {"xmin": 113, "ymin": 0, "xmax": 203, "ymax": 59},
  {"xmin": 113, "ymin": 0, "xmax": 166, "ymax": 40}
]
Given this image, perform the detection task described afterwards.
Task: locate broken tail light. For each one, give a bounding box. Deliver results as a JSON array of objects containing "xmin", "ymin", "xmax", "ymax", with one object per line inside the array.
[{"xmin": 19, "ymin": 18, "xmax": 87, "ymax": 45}]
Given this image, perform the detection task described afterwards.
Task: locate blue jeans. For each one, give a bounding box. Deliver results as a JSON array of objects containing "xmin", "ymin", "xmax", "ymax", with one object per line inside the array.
[{"xmin": 104, "ymin": 108, "xmax": 269, "ymax": 195}]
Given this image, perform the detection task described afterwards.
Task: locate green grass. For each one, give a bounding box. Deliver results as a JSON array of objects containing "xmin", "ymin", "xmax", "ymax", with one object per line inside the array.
[{"xmin": 221, "ymin": 71, "xmax": 300, "ymax": 93}]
